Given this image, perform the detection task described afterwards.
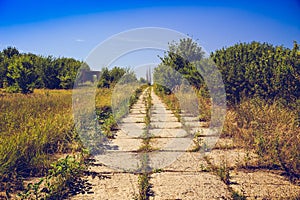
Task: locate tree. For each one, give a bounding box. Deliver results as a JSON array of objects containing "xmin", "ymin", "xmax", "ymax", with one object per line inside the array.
[
  {"xmin": 0, "ymin": 47, "xmax": 89, "ymax": 92},
  {"xmin": 57, "ymin": 57, "xmax": 82, "ymax": 89},
  {"xmin": 6, "ymin": 55, "xmax": 37, "ymax": 93},
  {"xmin": 155, "ymin": 38, "xmax": 206, "ymax": 91},
  {"xmin": 0, "ymin": 47, "xmax": 20, "ymax": 88},
  {"xmin": 109, "ymin": 67, "xmax": 126, "ymax": 85},
  {"xmin": 98, "ymin": 68, "xmax": 111, "ymax": 88},
  {"xmin": 153, "ymin": 64, "xmax": 182, "ymax": 94},
  {"xmin": 139, "ymin": 77, "xmax": 147, "ymax": 84},
  {"xmin": 118, "ymin": 69, "xmax": 137, "ymax": 85},
  {"xmin": 0, "ymin": 52, "xmax": 7, "ymax": 88},
  {"xmin": 3, "ymin": 47, "xmax": 19, "ymax": 59},
  {"xmin": 97, "ymin": 67, "xmax": 127, "ymax": 88},
  {"xmin": 39, "ymin": 56, "xmax": 61, "ymax": 89}
]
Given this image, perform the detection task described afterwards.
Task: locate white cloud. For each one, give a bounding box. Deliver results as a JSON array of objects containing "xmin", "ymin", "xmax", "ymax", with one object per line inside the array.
[{"xmin": 75, "ymin": 39, "xmax": 85, "ymax": 42}]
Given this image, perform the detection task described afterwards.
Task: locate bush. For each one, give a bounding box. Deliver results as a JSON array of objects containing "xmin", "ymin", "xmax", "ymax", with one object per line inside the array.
[{"xmin": 212, "ymin": 41, "xmax": 299, "ymax": 105}]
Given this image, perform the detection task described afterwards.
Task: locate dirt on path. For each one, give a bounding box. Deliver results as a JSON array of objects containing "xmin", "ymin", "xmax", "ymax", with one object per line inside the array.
[{"xmin": 69, "ymin": 87, "xmax": 300, "ymax": 200}]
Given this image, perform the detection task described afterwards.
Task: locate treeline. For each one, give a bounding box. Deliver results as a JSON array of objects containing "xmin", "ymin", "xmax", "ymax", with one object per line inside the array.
[
  {"xmin": 154, "ymin": 38, "xmax": 299, "ymax": 106},
  {"xmin": 2, "ymin": 40, "xmax": 299, "ymax": 103},
  {"xmin": 211, "ymin": 41, "xmax": 300, "ymax": 105},
  {"xmin": 0, "ymin": 47, "xmax": 89, "ymax": 93}
]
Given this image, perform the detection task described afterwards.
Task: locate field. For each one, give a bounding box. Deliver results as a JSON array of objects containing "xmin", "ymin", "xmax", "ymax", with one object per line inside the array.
[{"xmin": 0, "ymin": 88, "xmax": 115, "ymax": 198}]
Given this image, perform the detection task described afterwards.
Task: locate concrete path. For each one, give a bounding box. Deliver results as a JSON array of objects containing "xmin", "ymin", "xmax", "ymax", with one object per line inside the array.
[
  {"xmin": 70, "ymin": 87, "xmax": 300, "ymax": 200},
  {"xmin": 147, "ymin": 90, "xmax": 231, "ymax": 199}
]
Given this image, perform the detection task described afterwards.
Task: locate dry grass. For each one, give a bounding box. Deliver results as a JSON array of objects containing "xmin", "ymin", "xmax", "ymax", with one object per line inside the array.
[
  {"xmin": 0, "ymin": 89, "xmax": 82, "ymax": 194},
  {"xmin": 223, "ymin": 98, "xmax": 300, "ymax": 177},
  {"xmin": 95, "ymin": 88, "xmax": 112, "ymax": 109}
]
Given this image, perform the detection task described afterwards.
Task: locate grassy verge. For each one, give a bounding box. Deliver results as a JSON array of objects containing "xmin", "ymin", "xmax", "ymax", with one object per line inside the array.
[
  {"xmin": 0, "ymin": 89, "xmax": 84, "ymax": 198},
  {"xmin": 223, "ymin": 98, "xmax": 300, "ymax": 179},
  {"xmin": 0, "ymin": 85, "xmax": 146, "ymax": 198}
]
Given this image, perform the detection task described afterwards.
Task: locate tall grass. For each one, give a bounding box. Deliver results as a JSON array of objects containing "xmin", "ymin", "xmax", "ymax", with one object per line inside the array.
[
  {"xmin": 223, "ymin": 98, "xmax": 300, "ymax": 177},
  {"xmin": 0, "ymin": 89, "xmax": 81, "ymax": 192}
]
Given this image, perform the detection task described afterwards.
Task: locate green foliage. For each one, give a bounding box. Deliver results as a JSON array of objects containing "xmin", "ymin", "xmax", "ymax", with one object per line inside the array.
[
  {"xmin": 231, "ymin": 191, "xmax": 247, "ymax": 200},
  {"xmin": 137, "ymin": 173, "xmax": 150, "ymax": 200},
  {"xmin": 157, "ymin": 38, "xmax": 206, "ymax": 90},
  {"xmin": 97, "ymin": 66, "xmax": 126, "ymax": 88},
  {"xmin": 96, "ymin": 86, "xmax": 144, "ymax": 139},
  {"xmin": 217, "ymin": 159, "xmax": 230, "ymax": 185},
  {"xmin": 139, "ymin": 77, "xmax": 147, "ymax": 84},
  {"xmin": 136, "ymin": 88, "xmax": 152, "ymax": 200},
  {"xmin": 0, "ymin": 47, "xmax": 88, "ymax": 92},
  {"xmin": 212, "ymin": 41, "xmax": 300, "ymax": 105},
  {"xmin": 0, "ymin": 52, "xmax": 8, "ymax": 88},
  {"xmin": 129, "ymin": 87, "xmax": 143, "ymax": 108},
  {"xmin": 18, "ymin": 155, "xmax": 85, "ymax": 199},
  {"xmin": 97, "ymin": 67, "xmax": 111, "ymax": 88},
  {"xmin": 153, "ymin": 64, "xmax": 182, "ymax": 94},
  {"xmin": 6, "ymin": 54, "xmax": 37, "ymax": 93},
  {"xmin": 3, "ymin": 46, "xmax": 19, "ymax": 58},
  {"xmin": 101, "ymin": 114, "xmax": 117, "ymax": 138}
]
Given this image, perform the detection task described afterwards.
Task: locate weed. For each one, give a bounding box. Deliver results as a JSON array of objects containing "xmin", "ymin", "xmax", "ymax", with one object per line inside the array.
[
  {"xmin": 232, "ymin": 190, "xmax": 247, "ymax": 200},
  {"xmin": 137, "ymin": 173, "xmax": 150, "ymax": 200},
  {"xmin": 18, "ymin": 154, "xmax": 85, "ymax": 199},
  {"xmin": 152, "ymin": 168, "xmax": 163, "ymax": 173},
  {"xmin": 217, "ymin": 159, "xmax": 230, "ymax": 185},
  {"xmin": 101, "ymin": 114, "xmax": 117, "ymax": 138},
  {"xmin": 199, "ymin": 163, "xmax": 210, "ymax": 172},
  {"xmin": 188, "ymin": 137, "xmax": 203, "ymax": 152}
]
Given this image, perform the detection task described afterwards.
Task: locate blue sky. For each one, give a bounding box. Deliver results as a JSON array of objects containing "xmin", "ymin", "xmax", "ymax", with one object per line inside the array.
[{"xmin": 0, "ymin": 0, "xmax": 299, "ymax": 65}]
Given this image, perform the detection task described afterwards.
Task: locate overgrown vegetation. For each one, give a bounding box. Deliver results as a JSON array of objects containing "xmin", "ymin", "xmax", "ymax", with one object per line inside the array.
[
  {"xmin": 0, "ymin": 89, "xmax": 84, "ymax": 198},
  {"xmin": 153, "ymin": 38, "xmax": 300, "ymax": 180},
  {"xmin": 223, "ymin": 98, "xmax": 300, "ymax": 177},
  {"xmin": 18, "ymin": 155, "xmax": 85, "ymax": 199},
  {"xmin": 96, "ymin": 79, "xmax": 146, "ymax": 138},
  {"xmin": 97, "ymin": 67, "xmax": 126, "ymax": 88}
]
